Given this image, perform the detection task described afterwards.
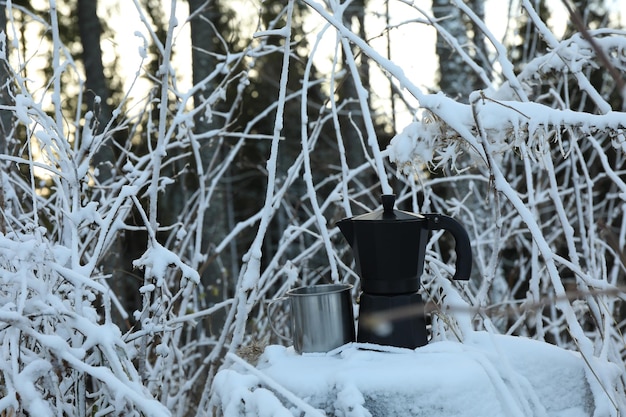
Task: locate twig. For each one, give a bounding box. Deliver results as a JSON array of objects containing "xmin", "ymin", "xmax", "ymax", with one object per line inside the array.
[
  {"xmin": 226, "ymin": 352, "xmax": 327, "ymax": 417},
  {"xmin": 360, "ymin": 286, "xmax": 626, "ymax": 332},
  {"xmin": 561, "ymin": 0, "xmax": 626, "ymax": 104}
]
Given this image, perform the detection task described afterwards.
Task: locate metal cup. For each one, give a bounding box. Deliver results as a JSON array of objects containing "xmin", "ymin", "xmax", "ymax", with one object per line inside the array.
[{"xmin": 272, "ymin": 284, "xmax": 356, "ymax": 353}]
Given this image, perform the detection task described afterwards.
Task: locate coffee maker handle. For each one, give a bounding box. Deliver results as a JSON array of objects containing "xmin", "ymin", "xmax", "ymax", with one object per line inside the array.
[{"xmin": 426, "ymin": 214, "xmax": 472, "ymax": 280}]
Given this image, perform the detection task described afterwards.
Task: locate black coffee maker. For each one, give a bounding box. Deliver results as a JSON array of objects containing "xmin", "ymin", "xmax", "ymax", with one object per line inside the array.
[{"xmin": 337, "ymin": 194, "xmax": 472, "ymax": 349}]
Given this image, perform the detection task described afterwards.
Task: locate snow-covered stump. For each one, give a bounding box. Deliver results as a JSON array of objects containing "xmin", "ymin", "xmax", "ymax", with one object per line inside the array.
[{"xmin": 209, "ymin": 333, "xmax": 611, "ymax": 417}]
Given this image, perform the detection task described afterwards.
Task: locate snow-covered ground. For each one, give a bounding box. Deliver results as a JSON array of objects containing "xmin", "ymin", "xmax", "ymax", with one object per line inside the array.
[{"xmin": 212, "ymin": 331, "xmax": 617, "ymax": 417}]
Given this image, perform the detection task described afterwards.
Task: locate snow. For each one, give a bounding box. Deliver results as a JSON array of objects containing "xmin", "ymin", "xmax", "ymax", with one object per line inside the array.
[
  {"xmin": 133, "ymin": 240, "xmax": 201, "ymax": 285},
  {"xmin": 387, "ymin": 121, "xmax": 437, "ymax": 172},
  {"xmin": 212, "ymin": 331, "xmax": 611, "ymax": 417}
]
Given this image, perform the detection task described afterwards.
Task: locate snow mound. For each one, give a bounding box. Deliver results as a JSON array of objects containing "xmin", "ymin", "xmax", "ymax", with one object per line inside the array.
[{"xmin": 211, "ymin": 332, "xmax": 610, "ymax": 417}]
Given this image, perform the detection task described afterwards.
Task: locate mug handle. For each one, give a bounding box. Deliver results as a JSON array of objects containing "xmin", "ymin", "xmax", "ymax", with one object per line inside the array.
[
  {"xmin": 266, "ymin": 297, "xmax": 291, "ymax": 343},
  {"xmin": 425, "ymin": 214, "xmax": 472, "ymax": 281}
]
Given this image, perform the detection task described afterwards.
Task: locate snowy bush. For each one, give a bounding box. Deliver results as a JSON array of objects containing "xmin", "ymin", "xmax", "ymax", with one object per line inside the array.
[{"xmin": 0, "ymin": 230, "xmax": 170, "ymax": 416}]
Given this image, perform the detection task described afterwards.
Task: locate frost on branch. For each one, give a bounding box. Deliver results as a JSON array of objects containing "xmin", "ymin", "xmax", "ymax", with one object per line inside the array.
[
  {"xmin": 388, "ymin": 109, "xmax": 470, "ymax": 175},
  {"xmin": 389, "ymin": 94, "xmax": 626, "ymax": 176},
  {"xmin": 133, "ymin": 241, "xmax": 201, "ymax": 286},
  {"xmin": 0, "ymin": 231, "xmax": 169, "ymax": 416},
  {"xmin": 384, "ymin": 26, "xmax": 626, "ymax": 415}
]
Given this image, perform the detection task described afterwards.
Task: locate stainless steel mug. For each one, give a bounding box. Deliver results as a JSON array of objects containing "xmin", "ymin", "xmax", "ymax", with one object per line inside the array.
[{"xmin": 270, "ymin": 284, "xmax": 356, "ymax": 353}]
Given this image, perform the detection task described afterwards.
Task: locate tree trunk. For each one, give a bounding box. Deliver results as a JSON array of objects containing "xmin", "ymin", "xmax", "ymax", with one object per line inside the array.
[
  {"xmin": 0, "ymin": 3, "xmax": 12, "ymax": 235},
  {"xmin": 188, "ymin": 0, "xmax": 220, "ymax": 133},
  {"xmin": 77, "ymin": 0, "xmax": 134, "ymax": 327},
  {"xmin": 77, "ymin": 0, "xmax": 115, "ymax": 181},
  {"xmin": 187, "ymin": 0, "xmax": 230, "ymax": 331},
  {"xmin": 339, "ymin": 0, "xmax": 369, "ymax": 168},
  {"xmin": 432, "ymin": 0, "xmax": 470, "ymax": 100}
]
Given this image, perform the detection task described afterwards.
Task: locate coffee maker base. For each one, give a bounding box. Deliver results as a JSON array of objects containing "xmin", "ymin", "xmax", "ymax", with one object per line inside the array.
[{"xmin": 357, "ymin": 292, "xmax": 428, "ymax": 349}]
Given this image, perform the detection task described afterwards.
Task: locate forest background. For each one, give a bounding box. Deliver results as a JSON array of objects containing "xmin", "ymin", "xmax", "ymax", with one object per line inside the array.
[{"xmin": 0, "ymin": 0, "xmax": 625, "ymax": 416}]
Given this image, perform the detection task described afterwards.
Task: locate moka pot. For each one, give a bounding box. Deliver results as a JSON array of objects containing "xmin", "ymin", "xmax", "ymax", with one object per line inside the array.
[{"xmin": 337, "ymin": 194, "xmax": 472, "ymax": 348}]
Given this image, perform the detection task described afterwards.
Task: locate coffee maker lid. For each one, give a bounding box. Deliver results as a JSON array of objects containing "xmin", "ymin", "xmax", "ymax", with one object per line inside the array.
[{"xmin": 349, "ymin": 194, "xmax": 424, "ymax": 222}]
